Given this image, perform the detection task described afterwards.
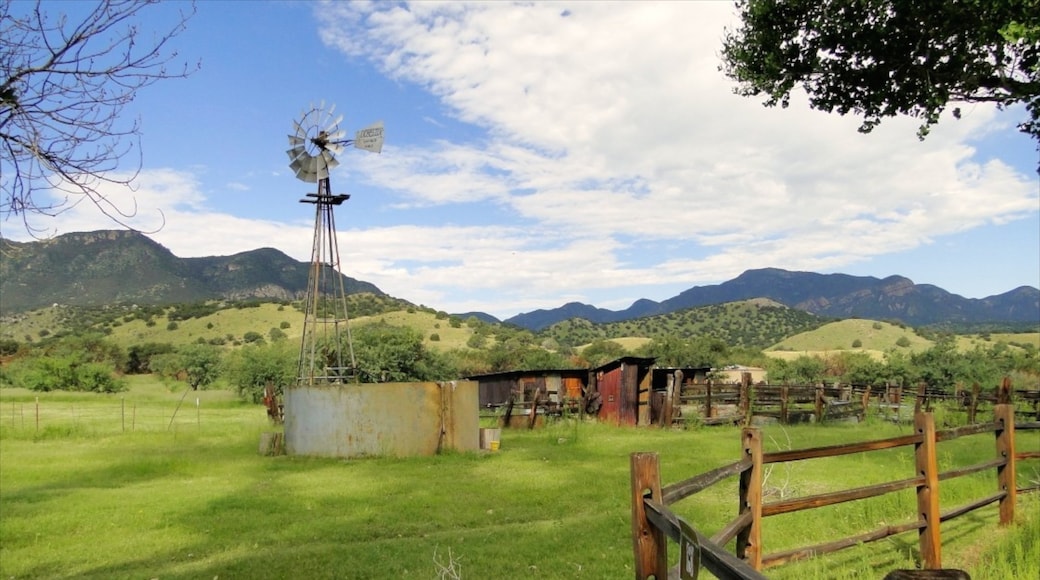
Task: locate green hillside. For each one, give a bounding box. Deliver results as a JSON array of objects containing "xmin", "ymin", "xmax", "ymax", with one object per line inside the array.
[
  {"xmin": 544, "ymin": 299, "xmax": 827, "ymax": 349},
  {"xmin": 770, "ymin": 319, "xmax": 930, "ymax": 353},
  {"xmin": 767, "ymin": 320, "xmax": 1038, "ymax": 362}
]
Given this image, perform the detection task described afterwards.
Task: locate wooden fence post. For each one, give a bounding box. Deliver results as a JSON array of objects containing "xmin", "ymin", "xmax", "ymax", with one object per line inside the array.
[
  {"xmin": 737, "ymin": 428, "xmax": 763, "ymax": 570},
  {"xmin": 631, "ymin": 452, "xmax": 668, "ymax": 580},
  {"xmin": 860, "ymin": 386, "xmax": 871, "ymax": 421},
  {"xmin": 994, "ymin": 404, "xmax": 1017, "ymax": 526},
  {"xmin": 672, "ymin": 370, "xmax": 683, "ymax": 424},
  {"xmin": 913, "ymin": 412, "xmax": 941, "ymax": 569},
  {"xmin": 528, "ymin": 387, "xmax": 542, "ymax": 429},
  {"xmin": 741, "ymin": 372, "xmax": 753, "ymax": 426},
  {"xmin": 997, "ymin": 377, "xmax": 1012, "ymax": 405},
  {"xmin": 662, "ymin": 372, "xmax": 675, "ymax": 427},
  {"xmin": 705, "ymin": 379, "xmax": 713, "ymax": 419},
  {"xmin": 814, "ymin": 384, "xmax": 824, "ymax": 423},
  {"xmin": 780, "ymin": 385, "xmax": 789, "ymax": 424},
  {"xmin": 968, "ymin": 383, "xmax": 980, "ymax": 424}
]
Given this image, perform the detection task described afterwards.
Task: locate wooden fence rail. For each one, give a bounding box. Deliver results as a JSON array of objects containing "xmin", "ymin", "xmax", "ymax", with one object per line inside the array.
[
  {"xmin": 667, "ymin": 377, "xmax": 1040, "ymax": 427},
  {"xmin": 631, "ymin": 405, "xmax": 1039, "ymax": 579}
]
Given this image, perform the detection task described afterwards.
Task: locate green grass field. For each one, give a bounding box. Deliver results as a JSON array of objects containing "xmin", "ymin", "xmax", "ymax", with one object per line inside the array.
[{"xmin": 1, "ymin": 380, "xmax": 1037, "ymax": 579}]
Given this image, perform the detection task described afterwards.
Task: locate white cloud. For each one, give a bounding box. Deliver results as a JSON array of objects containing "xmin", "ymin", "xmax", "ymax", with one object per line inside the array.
[
  {"xmin": 314, "ymin": 1, "xmax": 1037, "ymax": 311},
  {"xmin": 7, "ymin": 2, "xmax": 1036, "ymax": 321}
]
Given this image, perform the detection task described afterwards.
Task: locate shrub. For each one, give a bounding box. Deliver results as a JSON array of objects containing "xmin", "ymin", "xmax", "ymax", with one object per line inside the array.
[
  {"xmin": 896, "ymin": 336, "xmax": 911, "ymax": 348},
  {"xmin": 243, "ymin": 331, "xmax": 265, "ymax": 344},
  {"xmin": 852, "ymin": 339, "xmax": 863, "ymax": 348},
  {"xmin": 279, "ymin": 321, "xmax": 291, "ymax": 329},
  {"xmin": 429, "ymin": 333, "xmax": 440, "ymax": 341},
  {"xmin": 0, "ymin": 338, "xmax": 19, "ymax": 356},
  {"xmin": 166, "ymin": 322, "xmax": 178, "ymax": 331}
]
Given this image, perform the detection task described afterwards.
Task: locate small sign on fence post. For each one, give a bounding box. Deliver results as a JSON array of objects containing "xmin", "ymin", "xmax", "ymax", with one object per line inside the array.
[{"xmin": 679, "ymin": 517, "xmax": 701, "ymax": 580}]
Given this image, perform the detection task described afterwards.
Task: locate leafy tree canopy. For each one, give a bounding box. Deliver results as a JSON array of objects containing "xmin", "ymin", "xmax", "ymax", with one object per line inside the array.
[{"xmin": 721, "ymin": 0, "xmax": 1040, "ymax": 153}]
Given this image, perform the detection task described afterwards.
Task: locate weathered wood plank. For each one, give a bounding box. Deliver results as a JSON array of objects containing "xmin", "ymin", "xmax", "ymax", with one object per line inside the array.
[
  {"xmin": 762, "ymin": 434, "xmax": 921, "ymax": 464},
  {"xmin": 761, "ymin": 520, "xmax": 924, "ymax": 568},
  {"xmin": 710, "ymin": 511, "xmax": 753, "ymax": 547},
  {"xmin": 939, "ymin": 492, "xmax": 1005, "ymax": 523},
  {"xmin": 661, "ymin": 458, "xmax": 753, "ymax": 505},
  {"xmin": 938, "ymin": 458, "xmax": 1005, "ymax": 481},
  {"xmin": 934, "ymin": 422, "xmax": 995, "ymax": 442},
  {"xmin": 762, "ymin": 476, "xmax": 924, "ymax": 517}
]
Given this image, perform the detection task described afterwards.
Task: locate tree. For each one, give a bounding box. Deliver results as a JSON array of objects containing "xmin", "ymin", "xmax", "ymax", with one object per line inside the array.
[
  {"xmin": 580, "ymin": 339, "xmax": 630, "ymax": 368},
  {"xmin": 352, "ymin": 322, "xmax": 454, "ymax": 382},
  {"xmin": 1, "ymin": 0, "xmax": 198, "ymax": 233},
  {"xmin": 225, "ymin": 342, "xmax": 297, "ymax": 403},
  {"xmin": 720, "ymin": 0, "xmax": 1040, "ymax": 152},
  {"xmin": 635, "ymin": 336, "xmax": 729, "ymax": 368},
  {"xmin": 154, "ymin": 343, "xmax": 221, "ymax": 391}
]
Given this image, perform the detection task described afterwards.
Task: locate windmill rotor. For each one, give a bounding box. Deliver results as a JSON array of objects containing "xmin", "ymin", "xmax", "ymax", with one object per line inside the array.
[
  {"xmin": 287, "ymin": 103, "xmax": 384, "ymax": 183},
  {"xmin": 287, "ymin": 103, "xmax": 350, "ymax": 182}
]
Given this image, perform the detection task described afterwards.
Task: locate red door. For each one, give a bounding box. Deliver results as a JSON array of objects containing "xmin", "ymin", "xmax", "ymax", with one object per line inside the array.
[{"xmin": 598, "ymin": 370, "xmax": 621, "ymax": 426}]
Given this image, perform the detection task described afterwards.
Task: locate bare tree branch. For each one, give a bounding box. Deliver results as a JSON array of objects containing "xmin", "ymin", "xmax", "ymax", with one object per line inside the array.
[{"xmin": 0, "ymin": 0, "xmax": 198, "ymax": 237}]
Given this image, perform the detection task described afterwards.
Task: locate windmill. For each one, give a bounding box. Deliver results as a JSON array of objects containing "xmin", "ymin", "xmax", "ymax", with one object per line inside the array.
[{"xmin": 286, "ymin": 102, "xmax": 383, "ymax": 388}]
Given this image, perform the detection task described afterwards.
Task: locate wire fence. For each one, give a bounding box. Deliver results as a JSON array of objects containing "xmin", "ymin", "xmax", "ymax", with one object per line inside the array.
[{"xmin": 0, "ymin": 397, "xmax": 257, "ymax": 436}]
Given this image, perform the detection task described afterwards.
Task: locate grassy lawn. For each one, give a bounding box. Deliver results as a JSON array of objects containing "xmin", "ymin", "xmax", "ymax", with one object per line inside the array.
[{"xmin": 1, "ymin": 381, "xmax": 1037, "ymax": 579}]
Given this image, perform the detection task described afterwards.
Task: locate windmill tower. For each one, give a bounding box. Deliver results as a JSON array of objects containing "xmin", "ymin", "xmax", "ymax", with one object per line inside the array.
[{"xmin": 285, "ymin": 102, "xmax": 383, "ymax": 386}]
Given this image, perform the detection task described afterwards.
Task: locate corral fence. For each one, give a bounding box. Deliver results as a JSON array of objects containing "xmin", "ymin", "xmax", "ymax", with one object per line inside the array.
[
  {"xmin": 630, "ymin": 405, "xmax": 1039, "ymax": 579},
  {"xmin": 0, "ymin": 396, "xmax": 226, "ymax": 434},
  {"xmin": 656, "ymin": 373, "xmax": 1039, "ymax": 427}
]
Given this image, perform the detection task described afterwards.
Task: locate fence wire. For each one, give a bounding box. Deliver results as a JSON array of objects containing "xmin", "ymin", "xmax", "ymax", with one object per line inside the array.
[{"xmin": 0, "ymin": 399, "xmax": 237, "ymax": 435}]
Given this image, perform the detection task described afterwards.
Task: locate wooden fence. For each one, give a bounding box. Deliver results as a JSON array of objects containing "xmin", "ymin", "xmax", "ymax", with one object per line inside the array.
[
  {"xmin": 631, "ymin": 405, "xmax": 1039, "ymax": 579},
  {"xmin": 659, "ymin": 375, "xmax": 1040, "ymax": 427}
]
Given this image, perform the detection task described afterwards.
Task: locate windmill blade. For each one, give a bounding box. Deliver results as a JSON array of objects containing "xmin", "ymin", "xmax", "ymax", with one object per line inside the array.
[
  {"xmin": 327, "ymin": 130, "xmax": 346, "ymax": 141},
  {"xmin": 325, "ymin": 114, "xmax": 344, "ymax": 133},
  {"xmin": 326, "ymin": 143, "xmax": 345, "ymax": 156},
  {"xmin": 287, "ymin": 135, "xmax": 304, "ymax": 147},
  {"xmin": 289, "ymin": 144, "xmax": 309, "ymax": 160},
  {"xmin": 321, "ymin": 150, "xmax": 340, "ymax": 170}
]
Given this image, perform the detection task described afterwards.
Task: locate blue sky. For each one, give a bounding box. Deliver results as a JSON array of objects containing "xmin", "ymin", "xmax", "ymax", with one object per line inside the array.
[{"xmin": 4, "ymin": 1, "xmax": 1039, "ymax": 320}]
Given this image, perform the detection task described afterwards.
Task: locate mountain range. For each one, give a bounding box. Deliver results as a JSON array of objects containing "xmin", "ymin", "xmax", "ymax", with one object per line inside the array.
[
  {"xmin": 0, "ymin": 230, "xmax": 381, "ymax": 312},
  {"xmin": 505, "ymin": 268, "xmax": 1040, "ymax": 330},
  {"xmin": 2, "ymin": 230, "xmax": 1037, "ymax": 331}
]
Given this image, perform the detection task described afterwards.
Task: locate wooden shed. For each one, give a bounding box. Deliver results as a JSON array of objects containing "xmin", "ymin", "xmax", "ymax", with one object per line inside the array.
[
  {"xmin": 589, "ymin": 357, "xmax": 655, "ymax": 426},
  {"xmin": 467, "ymin": 368, "xmax": 591, "ymax": 424}
]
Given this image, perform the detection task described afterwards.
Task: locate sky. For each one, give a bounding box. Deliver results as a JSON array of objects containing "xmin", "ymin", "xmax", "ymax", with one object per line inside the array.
[{"xmin": 3, "ymin": 1, "xmax": 1039, "ymax": 321}]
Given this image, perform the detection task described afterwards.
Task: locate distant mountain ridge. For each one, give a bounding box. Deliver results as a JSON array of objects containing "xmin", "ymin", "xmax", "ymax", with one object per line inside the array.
[
  {"xmin": 0, "ymin": 230, "xmax": 382, "ymax": 312},
  {"xmin": 505, "ymin": 268, "xmax": 1039, "ymax": 330},
  {"xmin": 2, "ymin": 231, "xmax": 1036, "ymax": 331}
]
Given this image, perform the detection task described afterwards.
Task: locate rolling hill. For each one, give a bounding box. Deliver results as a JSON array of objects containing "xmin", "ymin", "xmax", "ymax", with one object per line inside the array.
[{"xmin": 0, "ymin": 230, "xmax": 381, "ymax": 312}]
